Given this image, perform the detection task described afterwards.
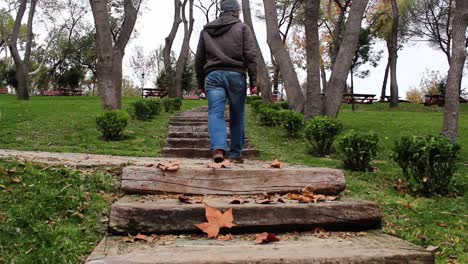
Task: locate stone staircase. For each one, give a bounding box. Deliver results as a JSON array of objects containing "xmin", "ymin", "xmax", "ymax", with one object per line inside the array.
[
  {"xmin": 85, "ymin": 107, "xmax": 434, "ymax": 264},
  {"xmin": 162, "ymin": 107, "xmax": 259, "ymax": 159}
]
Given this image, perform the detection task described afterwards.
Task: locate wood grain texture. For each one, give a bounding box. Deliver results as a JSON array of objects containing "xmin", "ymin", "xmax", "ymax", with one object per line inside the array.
[
  {"xmin": 161, "ymin": 148, "xmax": 258, "ymax": 159},
  {"xmin": 121, "ymin": 166, "xmax": 345, "ymax": 195},
  {"xmin": 109, "ymin": 197, "xmax": 380, "ymax": 234}
]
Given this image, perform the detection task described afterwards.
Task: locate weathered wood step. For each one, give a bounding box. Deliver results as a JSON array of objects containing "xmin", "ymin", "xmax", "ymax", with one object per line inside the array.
[
  {"xmin": 168, "ymin": 126, "xmax": 214, "ymax": 133},
  {"xmin": 109, "ymin": 196, "xmax": 380, "ymax": 234},
  {"xmin": 167, "ymin": 132, "xmax": 213, "ymax": 139},
  {"xmin": 86, "ymin": 232, "xmax": 434, "ymax": 264},
  {"xmin": 165, "ymin": 138, "xmax": 252, "ymax": 148},
  {"xmin": 162, "ymin": 147, "xmax": 257, "ymax": 159},
  {"xmin": 121, "ymin": 165, "xmax": 345, "ymax": 195},
  {"xmin": 169, "ymin": 122, "xmax": 228, "ymax": 127}
]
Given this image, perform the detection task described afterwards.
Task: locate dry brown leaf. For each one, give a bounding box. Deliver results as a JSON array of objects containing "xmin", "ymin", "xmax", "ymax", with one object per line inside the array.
[
  {"xmin": 207, "ymin": 160, "xmax": 232, "ymax": 169},
  {"xmin": 121, "ymin": 236, "xmax": 135, "ymax": 243},
  {"xmin": 426, "ymin": 245, "xmax": 440, "ymax": 252},
  {"xmin": 313, "ymin": 228, "xmax": 330, "ymax": 239},
  {"xmin": 195, "ymin": 204, "xmax": 236, "ymax": 238},
  {"xmin": 7, "ymin": 168, "xmax": 17, "ymax": 174},
  {"xmin": 134, "ymin": 233, "xmax": 149, "ymax": 242},
  {"xmin": 178, "ymin": 196, "xmax": 204, "ymax": 204},
  {"xmin": 157, "ymin": 160, "xmax": 181, "ymax": 172},
  {"xmin": 270, "ymin": 159, "xmax": 283, "ymax": 169},
  {"xmin": 255, "ymin": 232, "xmax": 280, "ymax": 244},
  {"xmin": 218, "ymin": 234, "xmax": 234, "ymax": 241}
]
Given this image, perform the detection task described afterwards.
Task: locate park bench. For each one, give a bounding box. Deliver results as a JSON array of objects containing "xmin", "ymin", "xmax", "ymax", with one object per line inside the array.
[
  {"xmin": 424, "ymin": 94, "xmax": 468, "ymax": 106},
  {"xmin": 0, "ymin": 88, "xmax": 8, "ymax": 94},
  {"xmin": 58, "ymin": 88, "xmax": 83, "ymax": 96},
  {"xmin": 382, "ymin": 96, "xmax": 411, "ymax": 103},
  {"xmin": 43, "ymin": 90, "xmax": 64, "ymax": 96},
  {"xmin": 342, "ymin": 93, "xmax": 376, "ymax": 104},
  {"xmin": 142, "ymin": 88, "xmax": 168, "ymax": 98}
]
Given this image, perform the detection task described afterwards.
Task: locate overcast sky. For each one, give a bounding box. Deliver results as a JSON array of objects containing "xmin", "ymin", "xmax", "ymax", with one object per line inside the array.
[{"xmin": 125, "ymin": 0, "xmax": 466, "ymax": 98}]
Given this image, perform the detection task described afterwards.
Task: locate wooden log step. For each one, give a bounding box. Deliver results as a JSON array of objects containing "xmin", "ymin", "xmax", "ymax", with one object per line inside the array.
[
  {"xmin": 165, "ymin": 138, "xmax": 252, "ymax": 148},
  {"xmin": 109, "ymin": 196, "xmax": 380, "ymax": 234},
  {"xmin": 121, "ymin": 166, "xmax": 345, "ymax": 195},
  {"xmin": 86, "ymin": 232, "xmax": 434, "ymax": 264},
  {"xmin": 169, "ymin": 122, "xmax": 228, "ymax": 127},
  {"xmin": 168, "ymin": 126, "xmax": 213, "ymax": 133},
  {"xmin": 167, "ymin": 132, "xmax": 213, "ymax": 139},
  {"xmin": 162, "ymin": 147, "xmax": 257, "ymax": 159}
]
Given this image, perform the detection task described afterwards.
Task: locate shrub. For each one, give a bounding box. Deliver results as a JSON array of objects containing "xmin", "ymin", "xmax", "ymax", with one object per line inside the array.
[
  {"xmin": 146, "ymin": 99, "xmax": 161, "ymax": 116},
  {"xmin": 162, "ymin": 98, "xmax": 173, "ymax": 112},
  {"xmin": 278, "ymin": 110, "xmax": 304, "ymax": 138},
  {"xmin": 304, "ymin": 117, "xmax": 344, "ymax": 156},
  {"xmin": 172, "ymin": 98, "xmax": 183, "ymax": 111},
  {"xmin": 337, "ymin": 131, "xmax": 379, "ymax": 171},
  {"xmin": 251, "ymin": 100, "xmax": 265, "ymax": 113},
  {"xmin": 257, "ymin": 107, "xmax": 281, "ymax": 127},
  {"xmin": 279, "ymin": 101, "xmax": 290, "ymax": 110},
  {"xmin": 393, "ymin": 135, "xmax": 460, "ymax": 196},
  {"xmin": 130, "ymin": 100, "xmax": 153, "ymax": 121},
  {"xmin": 95, "ymin": 110, "xmax": 130, "ymax": 141},
  {"xmin": 247, "ymin": 96, "xmax": 262, "ymax": 104},
  {"xmin": 264, "ymin": 103, "xmax": 282, "ymax": 110}
]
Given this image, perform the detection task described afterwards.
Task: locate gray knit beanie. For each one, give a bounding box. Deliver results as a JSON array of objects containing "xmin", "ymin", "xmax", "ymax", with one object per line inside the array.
[{"xmin": 220, "ymin": 0, "xmax": 241, "ymax": 12}]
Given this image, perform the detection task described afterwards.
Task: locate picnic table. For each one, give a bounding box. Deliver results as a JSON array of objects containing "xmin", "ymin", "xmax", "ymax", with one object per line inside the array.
[
  {"xmin": 342, "ymin": 93, "xmax": 376, "ymax": 104},
  {"xmin": 382, "ymin": 96, "xmax": 411, "ymax": 103},
  {"xmin": 0, "ymin": 88, "xmax": 8, "ymax": 94},
  {"xmin": 43, "ymin": 91, "xmax": 64, "ymax": 96},
  {"xmin": 424, "ymin": 94, "xmax": 468, "ymax": 106},
  {"xmin": 142, "ymin": 88, "xmax": 168, "ymax": 98}
]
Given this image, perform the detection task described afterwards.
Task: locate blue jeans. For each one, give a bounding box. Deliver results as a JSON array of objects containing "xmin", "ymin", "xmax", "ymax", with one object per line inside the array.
[{"xmin": 205, "ymin": 70, "xmax": 247, "ymax": 158}]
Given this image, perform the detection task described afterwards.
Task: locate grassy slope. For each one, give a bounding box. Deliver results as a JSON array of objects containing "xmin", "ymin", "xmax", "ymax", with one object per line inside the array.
[
  {"xmin": 246, "ymin": 103, "xmax": 467, "ymax": 264},
  {"xmin": 0, "ymin": 160, "xmax": 116, "ymax": 264},
  {"xmin": 0, "ymin": 95, "xmax": 207, "ymax": 157}
]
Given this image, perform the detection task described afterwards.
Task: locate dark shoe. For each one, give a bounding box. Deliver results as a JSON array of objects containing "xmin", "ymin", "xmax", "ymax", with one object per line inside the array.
[
  {"xmin": 229, "ymin": 156, "xmax": 244, "ymax": 164},
  {"xmin": 212, "ymin": 149, "xmax": 225, "ymax": 163}
]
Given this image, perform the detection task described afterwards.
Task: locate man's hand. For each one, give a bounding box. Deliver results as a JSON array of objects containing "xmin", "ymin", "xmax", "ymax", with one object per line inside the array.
[{"xmin": 250, "ymin": 86, "xmax": 258, "ymax": 95}]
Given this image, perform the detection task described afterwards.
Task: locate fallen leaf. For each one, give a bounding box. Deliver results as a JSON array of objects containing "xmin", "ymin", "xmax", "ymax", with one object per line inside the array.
[
  {"xmin": 207, "ymin": 160, "xmax": 232, "ymax": 169},
  {"xmin": 122, "ymin": 236, "xmax": 134, "ymax": 243},
  {"xmin": 157, "ymin": 161, "xmax": 181, "ymax": 172},
  {"xmin": 270, "ymin": 159, "xmax": 283, "ymax": 169},
  {"xmin": 11, "ymin": 178, "xmax": 21, "ymax": 183},
  {"xmin": 228, "ymin": 197, "xmax": 249, "ymax": 205},
  {"xmin": 313, "ymin": 228, "xmax": 330, "ymax": 239},
  {"xmin": 0, "ymin": 184, "xmax": 6, "ymax": 189},
  {"xmin": 436, "ymin": 223, "xmax": 448, "ymax": 227},
  {"xmin": 426, "ymin": 245, "xmax": 440, "ymax": 252},
  {"xmin": 218, "ymin": 234, "xmax": 234, "ymax": 241},
  {"xmin": 255, "ymin": 232, "xmax": 280, "ymax": 244},
  {"xmin": 195, "ymin": 204, "xmax": 236, "ymax": 238},
  {"xmin": 178, "ymin": 196, "xmax": 204, "ymax": 204},
  {"xmin": 134, "ymin": 233, "xmax": 149, "ymax": 242},
  {"xmin": 7, "ymin": 168, "xmax": 17, "ymax": 174}
]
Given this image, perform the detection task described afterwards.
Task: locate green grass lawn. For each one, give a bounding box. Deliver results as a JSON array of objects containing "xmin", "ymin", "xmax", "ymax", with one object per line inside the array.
[
  {"xmin": 0, "ymin": 160, "xmax": 116, "ymax": 264},
  {"xmin": 247, "ymin": 103, "xmax": 467, "ymax": 264},
  {"xmin": 0, "ymin": 95, "xmax": 207, "ymax": 157}
]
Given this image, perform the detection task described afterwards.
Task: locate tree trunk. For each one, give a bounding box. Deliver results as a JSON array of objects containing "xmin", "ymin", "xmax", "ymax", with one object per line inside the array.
[
  {"xmin": 174, "ymin": 0, "xmax": 194, "ymax": 99},
  {"xmin": 379, "ymin": 59, "xmax": 390, "ymax": 102},
  {"xmin": 323, "ymin": 0, "xmax": 369, "ymax": 117},
  {"xmin": 389, "ymin": 0, "xmax": 399, "ymax": 108},
  {"xmin": 8, "ymin": 0, "xmax": 36, "ymax": 101},
  {"xmin": 90, "ymin": 0, "xmax": 140, "ymax": 110},
  {"xmin": 263, "ymin": 0, "xmax": 304, "ymax": 112},
  {"xmin": 164, "ymin": 0, "xmax": 182, "ymax": 96},
  {"xmin": 242, "ymin": 0, "xmax": 273, "ymax": 102},
  {"xmin": 320, "ymin": 62, "xmax": 328, "ymax": 93},
  {"xmin": 442, "ymin": 0, "xmax": 468, "ymax": 140},
  {"xmin": 304, "ymin": 0, "xmax": 322, "ymax": 118}
]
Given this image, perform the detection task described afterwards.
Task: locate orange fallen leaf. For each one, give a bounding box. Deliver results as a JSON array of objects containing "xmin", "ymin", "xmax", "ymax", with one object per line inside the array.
[
  {"xmin": 270, "ymin": 159, "xmax": 283, "ymax": 169},
  {"xmin": 195, "ymin": 203, "xmax": 236, "ymax": 238},
  {"xmin": 122, "ymin": 235, "xmax": 135, "ymax": 243},
  {"xmin": 134, "ymin": 233, "xmax": 149, "ymax": 242},
  {"xmin": 255, "ymin": 232, "xmax": 280, "ymax": 244},
  {"xmin": 157, "ymin": 160, "xmax": 181, "ymax": 172}
]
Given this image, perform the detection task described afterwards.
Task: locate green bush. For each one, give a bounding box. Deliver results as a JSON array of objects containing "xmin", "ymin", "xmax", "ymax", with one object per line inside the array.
[
  {"xmin": 279, "ymin": 101, "xmax": 290, "ymax": 110},
  {"xmin": 304, "ymin": 117, "xmax": 344, "ymax": 156},
  {"xmin": 130, "ymin": 100, "xmax": 153, "ymax": 121},
  {"xmin": 257, "ymin": 107, "xmax": 281, "ymax": 127},
  {"xmin": 278, "ymin": 110, "xmax": 304, "ymax": 138},
  {"xmin": 337, "ymin": 131, "xmax": 379, "ymax": 171},
  {"xmin": 393, "ymin": 135, "xmax": 461, "ymax": 196},
  {"xmin": 247, "ymin": 96, "xmax": 263, "ymax": 104},
  {"xmin": 146, "ymin": 99, "xmax": 161, "ymax": 116},
  {"xmin": 264, "ymin": 103, "xmax": 282, "ymax": 110},
  {"xmin": 95, "ymin": 110, "xmax": 130, "ymax": 141},
  {"xmin": 162, "ymin": 98, "xmax": 173, "ymax": 112},
  {"xmin": 172, "ymin": 98, "xmax": 183, "ymax": 111},
  {"xmin": 251, "ymin": 100, "xmax": 265, "ymax": 113}
]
